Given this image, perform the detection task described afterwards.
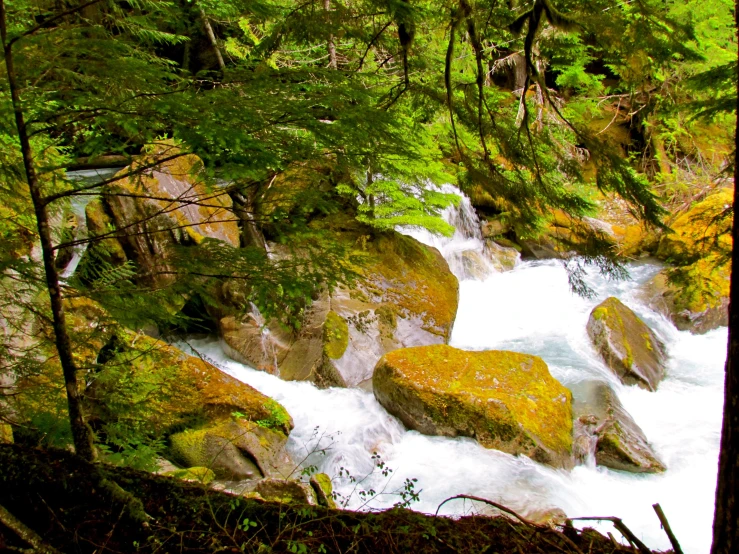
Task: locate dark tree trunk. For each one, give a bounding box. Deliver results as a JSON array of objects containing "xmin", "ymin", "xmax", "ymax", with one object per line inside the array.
[
  {"xmin": 0, "ymin": 0, "xmax": 97, "ymax": 462},
  {"xmin": 710, "ymin": 3, "xmax": 739, "ymax": 551}
]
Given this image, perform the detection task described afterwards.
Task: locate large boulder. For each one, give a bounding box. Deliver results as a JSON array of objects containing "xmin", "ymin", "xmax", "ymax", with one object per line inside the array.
[
  {"xmin": 85, "ymin": 143, "xmax": 240, "ymax": 288},
  {"xmin": 372, "ymin": 345, "xmax": 573, "ymax": 468},
  {"xmin": 646, "ymin": 187, "xmax": 732, "ymax": 334},
  {"xmin": 587, "ymin": 297, "xmax": 667, "ymax": 391},
  {"xmin": 640, "ymin": 270, "xmax": 728, "ymax": 334},
  {"xmin": 222, "ymin": 226, "xmax": 459, "ymax": 388},
  {"xmin": 571, "ymin": 381, "xmax": 665, "ymax": 473},
  {"xmin": 87, "ymin": 329, "xmax": 293, "ymax": 480}
]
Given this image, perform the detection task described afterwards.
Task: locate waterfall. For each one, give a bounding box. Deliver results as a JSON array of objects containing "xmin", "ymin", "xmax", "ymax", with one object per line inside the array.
[
  {"xmin": 398, "ymin": 184, "xmax": 508, "ymax": 280},
  {"xmin": 178, "ymin": 186, "xmax": 725, "ymax": 554},
  {"xmin": 61, "ymin": 168, "xmax": 123, "ymax": 279}
]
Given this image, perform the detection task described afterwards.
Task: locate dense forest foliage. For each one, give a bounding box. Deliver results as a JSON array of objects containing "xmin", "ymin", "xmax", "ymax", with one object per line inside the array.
[{"xmin": 0, "ymin": 0, "xmax": 737, "ymax": 552}]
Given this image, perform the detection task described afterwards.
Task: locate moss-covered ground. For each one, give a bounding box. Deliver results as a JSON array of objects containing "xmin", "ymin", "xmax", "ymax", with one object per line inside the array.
[{"xmin": 0, "ymin": 444, "xmax": 656, "ymax": 554}]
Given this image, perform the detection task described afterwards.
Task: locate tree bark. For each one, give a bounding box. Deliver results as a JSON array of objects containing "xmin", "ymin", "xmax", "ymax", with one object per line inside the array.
[
  {"xmin": 0, "ymin": 0, "xmax": 97, "ymax": 462},
  {"xmin": 325, "ymin": 0, "xmax": 337, "ymax": 69},
  {"xmin": 710, "ymin": 3, "xmax": 739, "ymax": 552},
  {"xmin": 199, "ymin": 8, "xmax": 225, "ymax": 71}
]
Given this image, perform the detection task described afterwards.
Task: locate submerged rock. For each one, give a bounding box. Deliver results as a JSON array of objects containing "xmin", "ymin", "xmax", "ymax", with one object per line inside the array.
[
  {"xmin": 571, "ymin": 381, "xmax": 665, "ymax": 473},
  {"xmin": 223, "ymin": 227, "xmax": 459, "ymax": 388},
  {"xmin": 373, "ymin": 345, "xmax": 573, "ymax": 468},
  {"xmin": 587, "ymin": 297, "xmax": 667, "ymax": 391}
]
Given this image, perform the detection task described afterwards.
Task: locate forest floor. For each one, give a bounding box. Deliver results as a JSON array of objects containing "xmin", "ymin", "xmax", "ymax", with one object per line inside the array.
[{"xmin": 0, "ymin": 444, "xmax": 670, "ymax": 554}]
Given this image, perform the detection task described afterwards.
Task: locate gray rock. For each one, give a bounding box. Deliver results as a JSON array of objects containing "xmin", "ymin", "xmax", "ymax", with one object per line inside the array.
[{"xmin": 570, "ymin": 381, "xmax": 666, "ymax": 473}]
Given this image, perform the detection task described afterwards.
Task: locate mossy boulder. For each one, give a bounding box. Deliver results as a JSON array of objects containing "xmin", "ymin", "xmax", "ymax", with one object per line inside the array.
[
  {"xmin": 640, "ymin": 270, "xmax": 728, "ymax": 334},
  {"xmin": 85, "ymin": 329, "xmax": 293, "ymax": 480},
  {"xmin": 0, "ymin": 423, "xmax": 12, "ymax": 444},
  {"xmin": 373, "ymin": 345, "xmax": 573, "ymax": 468},
  {"xmin": 223, "ymin": 224, "xmax": 459, "ymax": 388},
  {"xmin": 168, "ymin": 418, "xmax": 291, "ymax": 480},
  {"xmin": 657, "ymin": 187, "xmax": 732, "ymax": 264},
  {"xmin": 571, "ymin": 381, "xmax": 665, "ymax": 473},
  {"xmin": 645, "ymin": 188, "xmax": 732, "ymax": 333},
  {"xmin": 253, "ymin": 479, "xmax": 317, "ymax": 505},
  {"xmin": 310, "ymin": 473, "xmax": 336, "ymax": 508},
  {"xmin": 587, "ymin": 297, "xmax": 667, "ymax": 391},
  {"xmin": 165, "ymin": 466, "xmax": 216, "ymax": 485},
  {"xmin": 89, "ymin": 330, "xmax": 292, "ymax": 435},
  {"xmin": 85, "ymin": 142, "xmax": 240, "ymax": 289}
]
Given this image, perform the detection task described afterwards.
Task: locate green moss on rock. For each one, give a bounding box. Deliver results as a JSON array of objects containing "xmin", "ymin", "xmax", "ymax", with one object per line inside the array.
[
  {"xmin": 373, "ymin": 345, "xmax": 573, "ymax": 468},
  {"xmin": 323, "ymin": 311, "xmax": 349, "ymax": 359},
  {"xmin": 586, "ymin": 297, "xmax": 666, "ymax": 391},
  {"xmin": 166, "ymin": 467, "xmax": 216, "ymax": 485},
  {"xmin": 0, "ymin": 423, "xmax": 13, "ymax": 444},
  {"xmin": 309, "ymin": 473, "xmax": 337, "ymax": 509}
]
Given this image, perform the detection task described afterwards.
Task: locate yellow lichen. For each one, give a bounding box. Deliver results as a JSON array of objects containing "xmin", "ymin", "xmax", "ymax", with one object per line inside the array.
[{"xmin": 380, "ymin": 345, "xmax": 573, "ymax": 454}]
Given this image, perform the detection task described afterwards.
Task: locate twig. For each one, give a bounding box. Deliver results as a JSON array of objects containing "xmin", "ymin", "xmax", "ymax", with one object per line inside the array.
[
  {"xmin": 652, "ymin": 504, "xmax": 683, "ymax": 554},
  {"xmin": 569, "ymin": 517, "xmax": 651, "ymax": 554},
  {"xmin": 435, "ymin": 494, "xmax": 540, "ymax": 527}
]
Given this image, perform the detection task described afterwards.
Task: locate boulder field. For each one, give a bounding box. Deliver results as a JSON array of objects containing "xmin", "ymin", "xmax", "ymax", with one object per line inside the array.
[{"xmin": 372, "ymin": 345, "xmax": 573, "ymax": 468}]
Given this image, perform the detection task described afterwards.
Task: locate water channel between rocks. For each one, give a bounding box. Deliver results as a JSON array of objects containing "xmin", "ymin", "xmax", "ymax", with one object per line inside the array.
[{"xmin": 180, "ymin": 189, "xmax": 726, "ymax": 554}]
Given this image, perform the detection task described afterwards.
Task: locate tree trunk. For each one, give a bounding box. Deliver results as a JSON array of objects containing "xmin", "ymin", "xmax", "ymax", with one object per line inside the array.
[
  {"xmin": 325, "ymin": 0, "xmax": 337, "ymax": 69},
  {"xmin": 0, "ymin": 0, "xmax": 97, "ymax": 462},
  {"xmin": 230, "ymin": 189, "xmax": 267, "ymax": 252},
  {"xmin": 200, "ymin": 7, "xmax": 225, "ymax": 71},
  {"xmin": 710, "ymin": 3, "xmax": 739, "ymax": 551}
]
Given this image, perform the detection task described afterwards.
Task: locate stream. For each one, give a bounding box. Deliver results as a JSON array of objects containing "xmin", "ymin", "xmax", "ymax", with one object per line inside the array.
[{"xmin": 175, "ymin": 188, "xmax": 726, "ymax": 554}]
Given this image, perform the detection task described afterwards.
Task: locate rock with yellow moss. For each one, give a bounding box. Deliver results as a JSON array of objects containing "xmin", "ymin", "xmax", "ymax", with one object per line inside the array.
[
  {"xmin": 222, "ymin": 223, "xmax": 459, "ymax": 388},
  {"xmin": 86, "ymin": 329, "xmax": 293, "ymax": 479},
  {"xmin": 0, "ymin": 423, "xmax": 13, "ymax": 444},
  {"xmin": 640, "ymin": 270, "xmax": 728, "ymax": 334},
  {"xmin": 87, "ymin": 142, "xmax": 240, "ymax": 288},
  {"xmin": 587, "ymin": 297, "xmax": 666, "ymax": 391},
  {"xmin": 164, "ymin": 466, "xmax": 216, "ymax": 485},
  {"xmin": 373, "ymin": 345, "xmax": 573, "ymax": 468},
  {"xmin": 642, "ymin": 187, "xmax": 732, "ymax": 334}
]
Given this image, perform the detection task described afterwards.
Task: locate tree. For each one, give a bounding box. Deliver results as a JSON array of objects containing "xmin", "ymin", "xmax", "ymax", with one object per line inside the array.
[{"xmin": 710, "ymin": 4, "xmax": 739, "ymax": 551}]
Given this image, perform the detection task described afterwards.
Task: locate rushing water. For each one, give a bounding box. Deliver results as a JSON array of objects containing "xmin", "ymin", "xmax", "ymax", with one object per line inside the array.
[{"xmin": 181, "ymin": 187, "xmax": 726, "ymax": 554}]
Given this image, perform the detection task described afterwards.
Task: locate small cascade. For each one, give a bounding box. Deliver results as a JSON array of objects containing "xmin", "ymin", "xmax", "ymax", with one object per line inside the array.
[
  {"xmin": 572, "ymin": 415, "xmax": 599, "ymax": 468},
  {"xmin": 61, "ymin": 168, "xmax": 124, "ymax": 279},
  {"xmin": 398, "ymin": 184, "xmax": 518, "ymax": 281},
  {"xmin": 248, "ymin": 302, "xmax": 281, "ymax": 374},
  {"xmin": 173, "ymin": 186, "xmax": 724, "ymax": 554}
]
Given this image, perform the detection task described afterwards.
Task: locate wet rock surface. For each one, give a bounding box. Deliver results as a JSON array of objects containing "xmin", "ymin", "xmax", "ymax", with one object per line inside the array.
[
  {"xmin": 587, "ymin": 297, "xmax": 667, "ymax": 391},
  {"xmin": 373, "ymin": 345, "xmax": 573, "ymax": 468},
  {"xmin": 571, "ymin": 381, "xmax": 665, "ymax": 473}
]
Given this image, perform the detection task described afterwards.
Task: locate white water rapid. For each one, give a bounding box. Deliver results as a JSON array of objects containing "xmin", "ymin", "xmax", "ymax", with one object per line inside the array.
[{"xmin": 181, "ymin": 186, "xmax": 726, "ymax": 554}]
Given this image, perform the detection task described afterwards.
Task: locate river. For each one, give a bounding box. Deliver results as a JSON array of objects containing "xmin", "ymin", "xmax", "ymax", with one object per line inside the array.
[{"xmin": 180, "ymin": 188, "xmax": 726, "ymax": 554}]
